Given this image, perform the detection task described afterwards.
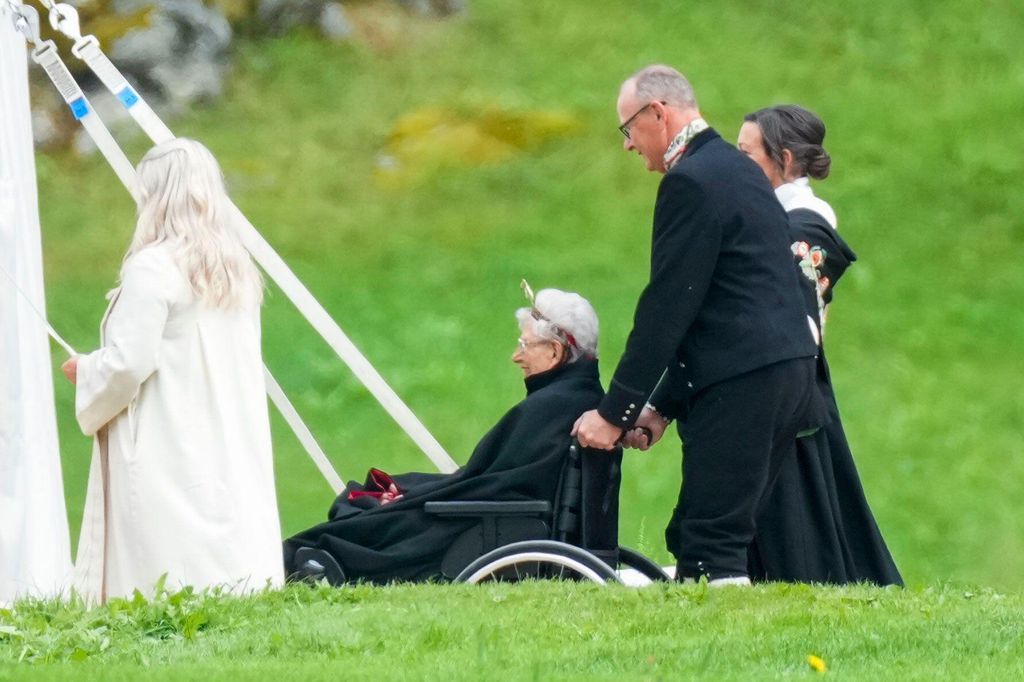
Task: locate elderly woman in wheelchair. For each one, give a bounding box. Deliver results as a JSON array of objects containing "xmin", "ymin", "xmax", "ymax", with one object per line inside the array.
[{"xmin": 284, "ymin": 285, "xmax": 665, "ymax": 585}]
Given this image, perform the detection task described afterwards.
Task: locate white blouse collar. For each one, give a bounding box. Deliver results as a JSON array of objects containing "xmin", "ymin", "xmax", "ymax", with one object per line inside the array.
[{"xmin": 775, "ymin": 177, "xmax": 838, "ymax": 229}]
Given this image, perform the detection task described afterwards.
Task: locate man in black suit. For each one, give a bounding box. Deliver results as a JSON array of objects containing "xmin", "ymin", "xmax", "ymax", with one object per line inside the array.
[{"xmin": 573, "ymin": 65, "xmax": 825, "ymax": 585}]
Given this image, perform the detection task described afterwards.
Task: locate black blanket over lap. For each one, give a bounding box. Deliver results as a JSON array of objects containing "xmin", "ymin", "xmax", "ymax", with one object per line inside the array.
[{"xmin": 283, "ymin": 358, "xmax": 604, "ymax": 584}]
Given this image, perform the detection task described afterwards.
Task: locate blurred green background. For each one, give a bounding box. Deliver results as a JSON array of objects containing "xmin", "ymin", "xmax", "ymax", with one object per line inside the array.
[{"xmin": 36, "ymin": 0, "xmax": 1023, "ymax": 589}]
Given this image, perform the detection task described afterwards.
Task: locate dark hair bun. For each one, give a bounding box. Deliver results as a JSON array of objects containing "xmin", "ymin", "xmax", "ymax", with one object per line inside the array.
[
  {"xmin": 806, "ymin": 148, "xmax": 831, "ymax": 180},
  {"xmin": 744, "ymin": 105, "xmax": 832, "ymax": 181}
]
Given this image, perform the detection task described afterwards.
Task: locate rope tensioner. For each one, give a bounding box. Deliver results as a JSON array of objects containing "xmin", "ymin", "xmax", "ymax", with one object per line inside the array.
[
  {"xmin": 44, "ymin": 1, "xmax": 175, "ymax": 143},
  {"xmin": 7, "ymin": 1, "xmax": 136, "ymax": 189}
]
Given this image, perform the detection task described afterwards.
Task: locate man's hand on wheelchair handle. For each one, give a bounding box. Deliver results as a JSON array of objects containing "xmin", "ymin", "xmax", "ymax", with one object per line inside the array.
[
  {"xmin": 572, "ymin": 409, "xmax": 623, "ymax": 450},
  {"xmin": 621, "ymin": 406, "xmax": 670, "ymax": 451}
]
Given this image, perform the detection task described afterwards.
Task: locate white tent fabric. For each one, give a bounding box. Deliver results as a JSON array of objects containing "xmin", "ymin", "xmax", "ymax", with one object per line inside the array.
[{"xmin": 0, "ymin": 7, "xmax": 73, "ymax": 605}]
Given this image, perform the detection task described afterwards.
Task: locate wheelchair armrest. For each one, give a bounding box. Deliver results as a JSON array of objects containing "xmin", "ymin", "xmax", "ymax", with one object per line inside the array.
[
  {"xmin": 423, "ymin": 501, "xmax": 551, "ymax": 517},
  {"xmin": 432, "ymin": 501, "xmax": 553, "ymax": 578}
]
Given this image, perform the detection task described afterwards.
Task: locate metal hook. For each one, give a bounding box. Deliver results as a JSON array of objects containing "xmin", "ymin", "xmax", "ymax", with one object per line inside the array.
[
  {"xmin": 48, "ymin": 2, "xmax": 82, "ymax": 41},
  {"xmin": 9, "ymin": 2, "xmax": 42, "ymax": 46}
]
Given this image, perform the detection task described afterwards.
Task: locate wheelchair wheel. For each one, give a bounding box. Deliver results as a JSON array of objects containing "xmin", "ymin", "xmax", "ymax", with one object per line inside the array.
[
  {"xmin": 617, "ymin": 545, "xmax": 672, "ymax": 582},
  {"xmin": 455, "ymin": 540, "xmax": 623, "ymax": 585}
]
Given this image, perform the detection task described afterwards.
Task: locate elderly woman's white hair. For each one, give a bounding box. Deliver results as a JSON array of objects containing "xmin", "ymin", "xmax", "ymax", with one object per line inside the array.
[
  {"xmin": 124, "ymin": 137, "xmax": 262, "ymax": 309},
  {"xmin": 515, "ymin": 287, "xmax": 599, "ymax": 362}
]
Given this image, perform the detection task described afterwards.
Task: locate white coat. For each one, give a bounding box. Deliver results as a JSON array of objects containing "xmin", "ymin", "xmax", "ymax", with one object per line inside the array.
[{"xmin": 73, "ymin": 245, "xmax": 283, "ymax": 602}]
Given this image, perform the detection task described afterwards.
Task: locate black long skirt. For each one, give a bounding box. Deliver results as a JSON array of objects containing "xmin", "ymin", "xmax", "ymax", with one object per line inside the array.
[{"xmin": 749, "ymin": 376, "xmax": 903, "ymax": 586}]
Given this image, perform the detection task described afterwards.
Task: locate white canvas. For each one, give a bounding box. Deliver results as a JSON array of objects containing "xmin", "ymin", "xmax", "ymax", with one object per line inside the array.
[{"xmin": 0, "ymin": 6, "xmax": 73, "ymax": 605}]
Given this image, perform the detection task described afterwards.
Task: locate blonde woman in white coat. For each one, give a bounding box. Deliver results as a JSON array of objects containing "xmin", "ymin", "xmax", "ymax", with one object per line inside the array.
[{"xmin": 61, "ymin": 138, "xmax": 284, "ymax": 603}]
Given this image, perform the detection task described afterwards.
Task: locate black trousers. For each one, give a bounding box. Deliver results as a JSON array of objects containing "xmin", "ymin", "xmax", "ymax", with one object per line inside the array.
[{"xmin": 666, "ymin": 357, "xmax": 824, "ymax": 580}]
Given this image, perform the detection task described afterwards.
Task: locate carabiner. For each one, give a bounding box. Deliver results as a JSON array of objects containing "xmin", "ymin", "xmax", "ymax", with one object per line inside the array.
[{"xmin": 48, "ymin": 2, "xmax": 83, "ymax": 41}]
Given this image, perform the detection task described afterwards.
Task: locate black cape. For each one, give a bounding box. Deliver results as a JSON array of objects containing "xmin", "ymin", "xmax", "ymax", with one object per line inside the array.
[
  {"xmin": 283, "ymin": 358, "xmax": 604, "ymax": 584},
  {"xmin": 750, "ymin": 208, "xmax": 903, "ymax": 586}
]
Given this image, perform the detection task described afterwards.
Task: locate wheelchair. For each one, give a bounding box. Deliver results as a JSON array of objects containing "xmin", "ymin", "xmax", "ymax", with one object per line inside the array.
[{"xmin": 424, "ymin": 440, "xmax": 671, "ymax": 585}]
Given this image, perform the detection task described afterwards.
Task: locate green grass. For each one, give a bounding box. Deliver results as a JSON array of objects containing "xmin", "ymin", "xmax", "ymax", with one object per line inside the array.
[
  {"xmin": 11, "ymin": 0, "xmax": 1024, "ymax": 675},
  {"xmin": 38, "ymin": 0, "xmax": 1024, "ymax": 585},
  {"xmin": 3, "ymin": 582, "xmax": 1023, "ymax": 680}
]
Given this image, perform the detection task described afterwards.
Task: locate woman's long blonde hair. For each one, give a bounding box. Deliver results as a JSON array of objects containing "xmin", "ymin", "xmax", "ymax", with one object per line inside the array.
[{"xmin": 124, "ymin": 138, "xmax": 263, "ymax": 309}]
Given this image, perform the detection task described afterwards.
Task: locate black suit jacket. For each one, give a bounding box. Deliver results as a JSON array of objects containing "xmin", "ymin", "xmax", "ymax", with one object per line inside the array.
[{"xmin": 598, "ymin": 129, "xmax": 818, "ymax": 427}]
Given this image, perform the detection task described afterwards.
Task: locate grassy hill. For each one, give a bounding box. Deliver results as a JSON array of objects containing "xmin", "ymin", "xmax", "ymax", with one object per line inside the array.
[
  {"xmin": 24, "ymin": 0, "xmax": 1023, "ymax": 603},
  {"xmin": 6, "ymin": 0, "xmax": 1024, "ymax": 677},
  {"xmin": 36, "ymin": 0, "xmax": 1024, "ymax": 589}
]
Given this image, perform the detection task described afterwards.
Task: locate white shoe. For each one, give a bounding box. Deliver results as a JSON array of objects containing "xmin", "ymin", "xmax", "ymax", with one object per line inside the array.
[{"xmin": 708, "ymin": 575, "xmax": 752, "ymax": 588}]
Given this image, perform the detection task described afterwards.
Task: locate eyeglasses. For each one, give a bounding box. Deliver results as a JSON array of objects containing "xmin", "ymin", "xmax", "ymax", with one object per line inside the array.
[
  {"xmin": 618, "ymin": 101, "xmax": 663, "ymax": 139},
  {"xmin": 516, "ymin": 337, "xmax": 554, "ymax": 354}
]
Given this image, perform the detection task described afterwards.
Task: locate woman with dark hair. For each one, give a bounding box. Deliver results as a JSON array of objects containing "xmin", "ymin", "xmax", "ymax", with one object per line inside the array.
[{"xmin": 738, "ymin": 105, "xmax": 902, "ymax": 585}]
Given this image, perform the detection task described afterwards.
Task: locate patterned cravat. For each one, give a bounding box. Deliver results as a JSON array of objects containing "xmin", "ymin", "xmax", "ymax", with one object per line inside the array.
[{"xmin": 663, "ymin": 117, "xmax": 709, "ymax": 170}]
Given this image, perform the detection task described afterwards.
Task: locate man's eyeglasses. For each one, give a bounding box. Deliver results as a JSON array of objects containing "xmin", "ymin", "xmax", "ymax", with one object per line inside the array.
[{"xmin": 618, "ymin": 101, "xmax": 663, "ymax": 139}]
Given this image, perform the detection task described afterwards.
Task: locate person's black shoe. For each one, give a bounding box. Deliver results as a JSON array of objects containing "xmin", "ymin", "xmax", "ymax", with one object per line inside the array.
[{"xmin": 289, "ymin": 547, "xmax": 347, "ymax": 586}]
